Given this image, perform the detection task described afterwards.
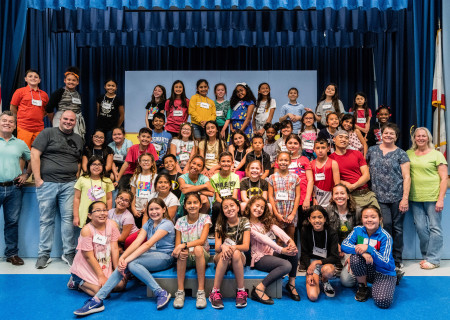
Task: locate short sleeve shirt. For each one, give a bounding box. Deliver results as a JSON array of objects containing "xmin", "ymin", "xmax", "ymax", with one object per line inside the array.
[
  {"xmin": 108, "ymin": 208, "xmax": 139, "ymax": 235},
  {"xmin": 175, "ymin": 214, "xmax": 212, "ymax": 251},
  {"xmin": 142, "ymin": 218, "xmax": 175, "ymax": 254},
  {"xmin": 210, "ymin": 172, "xmax": 240, "ymax": 199},
  {"xmin": 240, "ymin": 177, "xmax": 268, "ymax": 198},
  {"xmin": 329, "ymin": 150, "xmax": 368, "ymax": 190},
  {"xmin": 10, "ymin": 86, "xmax": 49, "ymax": 132},
  {"xmin": 215, "ymin": 216, "xmax": 250, "ymax": 245},
  {"xmin": 96, "ymin": 95, "xmax": 124, "ymax": 131},
  {"xmin": 0, "ymin": 136, "xmax": 31, "ymax": 182}
]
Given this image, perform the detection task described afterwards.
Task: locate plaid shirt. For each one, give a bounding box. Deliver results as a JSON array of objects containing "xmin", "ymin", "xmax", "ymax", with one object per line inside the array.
[{"xmin": 267, "ymin": 172, "xmax": 300, "ymax": 218}]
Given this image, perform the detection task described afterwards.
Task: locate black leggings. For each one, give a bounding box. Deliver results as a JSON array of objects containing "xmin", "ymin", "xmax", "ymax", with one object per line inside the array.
[{"xmin": 254, "ymin": 252, "xmax": 299, "ymax": 287}]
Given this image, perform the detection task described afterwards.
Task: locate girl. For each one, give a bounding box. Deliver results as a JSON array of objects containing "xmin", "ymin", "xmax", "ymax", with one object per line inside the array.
[
  {"xmin": 46, "ymin": 66, "xmax": 86, "ymax": 139},
  {"xmin": 301, "ymin": 206, "xmax": 339, "ymax": 301},
  {"xmin": 275, "ymin": 120, "xmax": 293, "ymax": 153},
  {"xmin": 145, "ymin": 84, "xmax": 166, "ymax": 129},
  {"xmin": 69, "ymin": 201, "xmax": 126, "ymax": 296},
  {"xmin": 73, "ymin": 156, "xmax": 114, "ymax": 228},
  {"xmin": 214, "ymin": 83, "xmax": 231, "ymax": 140},
  {"xmin": 229, "ymin": 129, "xmax": 252, "ymax": 180},
  {"xmin": 317, "ymin": 112, "xmax": 340, "ymax": 154},
  {"xmin": 108, "ymin": 127, "xmax": 133, "ymax": 185},
  {"xmin": 189, "ymin": 79, "xmax": 216, "ymax": 140},
  {"xmin": 198, "ymin": 120, "xmax": 226, "ymax": 178},
  {"xmin": 73, "ymin": 198, "xmax": 175, "ymax": 315},
  {"xmin": 246, "ymin": 196, "xmax": 299, "ymax": 303},
  {"xmin": 315, "ymin": 83, "xmax": 345, "ymax": 129},
  {"xmin": 170, "ymin": 122, "xmax": 198, "ymax": 173},
  {"xmin": 209, "ymin": 197, "xmax": 250, "ymax": 309},
  {"xmin": 340, "ymin": 113, "xmax": 368, "ymax": 157},
  {"xmin": 108, "ymin": 190, "xmax": 140, "ymax": 250},
  {"xmin": 299, "ymin": 110, "xmax": 319, "ymax": 161},
  {"xmin": 253, "ymin": 83, "xmax": 276, "ymax": 135},
  {"xmin": 172, "ymin": 192, "xmax": 212, "ymax": 309},
  {"xmin": 164, "ymin": 80, "xmax": 189, "ymax": 137},
  {"xmin": 263, "ymin": 122, "xmax": 280, "ymax": 175},
  {"xmin": 268, "ymin": 152, "xmax": 301, "ymax": 240},
  {"xmin": 240, "ymin": 160, "xmax": 269, "ymax": 211},
  {"xmin": 341, "ymin": 205, "xmax": 397, "ymax": 309},
  {"xmin": 350, "ymin": 92, "xmax": 371, "ymax": 135},
  {"xmin": 178, "ymin": 155, "xmax": 215, "ymax": 217},
  {"xmin": 130, "ymin": 153, "xmax": 157, "ymax": 228},
  {"xmin": 226, "ymin": 83, "xmax": 256, "ymax": 139},
  {"xmin": 279, "ymin": 87, "xmax": 307, "ymax": 134},
  {"xmin": 367, "ymin": 105, "xmax": 391, "ymax": 147},
  {"xmin": 148, "ymin": 174, "xmax": 180, "ymax": 222},
  {"xmin": 82, "ymin": 130, "xmax": 114, "ymax": 174},
  {"xmin": 96, "ymin": 79, "xmax": 124, "ymax": 143}
]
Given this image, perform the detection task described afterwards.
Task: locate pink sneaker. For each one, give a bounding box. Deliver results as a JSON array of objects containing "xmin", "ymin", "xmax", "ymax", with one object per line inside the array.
[{"xmin": 236, "ymin": 290, "xmax": 248, "ymax": 308}]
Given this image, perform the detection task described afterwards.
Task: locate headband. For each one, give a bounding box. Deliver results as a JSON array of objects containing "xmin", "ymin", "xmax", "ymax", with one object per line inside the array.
[{"xmin": 65, "ymin": 71, "xmax": 79, "ymax": 80}]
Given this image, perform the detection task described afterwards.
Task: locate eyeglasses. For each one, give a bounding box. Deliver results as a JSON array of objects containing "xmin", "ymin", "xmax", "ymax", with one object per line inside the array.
[
  {"xmin": 181, "ymin": 128, "xmax": 191, "ymax": 132},
  {"xmin": 93, "ymin": 135, "xmax": 105, "ymax": 140},
  {"xmin": 117, "ymin": 196, "xmax": 130, "ymax": 204},
  {"xmin": 140, "ymin": 159, "xmax": 152, "ymax": 163},
  {"xmin": 91, "ymin": 163, "xmax": 103, "ymax": 167},
  {"xmin": 91, "ymin": 209, "xmax": 108, "ymax": 213}
]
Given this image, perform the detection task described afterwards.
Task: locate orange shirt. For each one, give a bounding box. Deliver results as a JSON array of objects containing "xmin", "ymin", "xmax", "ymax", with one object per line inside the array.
[{"xmin": 10, "ymin": 85, "xmax": 49, "ymax": 132}]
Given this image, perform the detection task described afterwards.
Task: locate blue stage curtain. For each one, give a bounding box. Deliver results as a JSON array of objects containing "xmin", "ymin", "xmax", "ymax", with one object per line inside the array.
[{"xmin": 27, "ymin": 0, "xmax": 408, "ymax": 11}]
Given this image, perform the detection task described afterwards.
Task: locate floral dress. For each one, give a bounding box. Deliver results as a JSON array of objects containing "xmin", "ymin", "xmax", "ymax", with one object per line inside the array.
[{"xmin": 231, "ymin": 100, "xmax": 254, "ymax": 139}]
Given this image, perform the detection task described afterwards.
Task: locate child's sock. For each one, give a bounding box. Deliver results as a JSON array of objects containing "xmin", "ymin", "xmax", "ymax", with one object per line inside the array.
[
  {"xmin": 93, "ymin": 296, "xmax": 101, "ymax": 302},
  {"xmin": 237, "ymin": 287, "xmax": 245, "ymax": 292},
  {"xmin": 212, "ymin": 287, "xmax": 220, "ymax": 293}
]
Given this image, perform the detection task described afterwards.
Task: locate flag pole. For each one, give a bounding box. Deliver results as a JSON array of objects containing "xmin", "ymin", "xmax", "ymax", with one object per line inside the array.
[{"xmin": 437, "ymin": 18, "xmax": 441, "ymax": 151}]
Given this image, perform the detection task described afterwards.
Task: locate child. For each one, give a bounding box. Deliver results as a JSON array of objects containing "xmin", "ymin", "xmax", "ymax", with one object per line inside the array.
[
  {"xmin": 69, "ymin": 201, "xmax": 126, "ymax": 296},
  {"xmin": 317, "ymin": 112, "xmax": 339, "ymax": 154},
  {"xmin": 301, "ymin": 205, "xmax": 339, "ymax": 301},
  {"xmin": 108, "ymin": 190, "xmax": 139, "ymax": 250},
  {"xmin": 172, "ymin": 192, "xmax": 212, "ymax": 309},
  {"xmin": 189, "ymin": 79, "xmax": 216, "ymax": 140},
  {"xmin": 162, "ymin": 154, "xmax": 182, "ymax": 199},
  {"xmin": 96, "ymin": 79, "xmax": 124, "ymax": 143},
  {"xmin": 315, "ymin": 83, "xmax": 345, "ymax": 129},
  {"xmin": 74, "ymin": 156, "xmax": 114, "ymax": 228},
  {"xmin": 240, "ymin": 160, "xmax": 269, "ymax": 211},
  {"xmin": 340, "ymin": 113, "xmax": 367, "ymax": 156},
  {"xmin": 73, "ymin": 198, "xmax": 175, "ymax": 315},
  {"xmin": 130, "ymin": 153, "xmax": 157, "ymax": 228},
  {"xmin": 210, "ymin": 152, "xmax": 241, "ymax": 228},
  {"xmin": 299, "ymin": 110, "xmax": 319, "ymax": 161},
  {"xmin": 198, "ymin": 120, "xmax": 226, "ymax": 178},
  {"xmin": 349, "ymin": 92, "xmax": 371, "ymax": 135},
  {"xmin": 10, "ymin": 69, "xmax": 49, "ymax": 148},
  {"xmin": 209, "ymin": 197, "xmax": 250, "ymax": 309},
  {"xmin": 341, "ymin": 205, "xmax": 397, "ymax": 309},
  {"xmin": 367, "ymin": 105, "xmax": 391, "ymax": 147},
  {"xmin": 178, "ymin": 155, "xmax": 214, "ymax": 217},
  {"xmin": 165, "ymin": 80, "xmax": 189, "ymax": 137},
  {"xmin": 214, "ymin": 83, "xmax": 231, "ymax": 140},
  {"xmin": 46, "ymin": 66, "xmax": 86, "ymax": 139},
  {"xmin": 82, "ymin": 130, "xmax": 114, "ymax": 174},
  {"xmin": 275, "ymin": 120, "xmax": 293, "ymax": 153},
  {"xmin": 108, "ymin": 127, "xmax": 132, "ymax": 184},
  {"xmin": 226, "ymin": 83, "xmax": 256, "ymax": 139},
  {"xmin": 229, "ymin": 129, "xmax": 252, "ymax": 180},
  {"xmin": 244, "ymin": 134, "xmax": 271, "ymax": 179},
  {"xmin": 279, "ymin": 87, "xmax": 307, "ymax": 134},
  {"xmin": 245, "ymin": 196, "xmax": 299, "ymax": 304},
  {"xmin": 170, "ymin": 122, "xmax": 198, "ymax": 173},
  {"xmin": 116, "ymin": 127, "xmax": 159, "ymax": 190},
  {"xmin": 253, "ymin": 82, "xmax": 276, "ymax": 135},
  {"xmin": 145, "ymin": 84, "xmax": 166, "ymax": 129},
  {"xmin": 263, "ymin": 122, "xmax": 280, "ymax": 175},
  {"xmin": 147, "ymin": 174, "xmax": 180, "ymax": 222},
  {"xmin": 268, "ymin": 152, "xmax": 301, "ymax": 239},
  {"xmin": 151, "ymin": 113, "xmax": 173, "ymax": 170},
  {"xmin": 311, "ymin": 139, "xmax": 340, "ymax": 208}
]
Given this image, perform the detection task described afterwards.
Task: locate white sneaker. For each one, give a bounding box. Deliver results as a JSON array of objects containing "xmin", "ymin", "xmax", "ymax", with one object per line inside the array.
[
  {"xmin": 196, "ymin": 290, "xmax": 207, "ymax": 309},
  {"xmin": 173, "ymin": 290, "xmax": 185, "ymax": 309}
]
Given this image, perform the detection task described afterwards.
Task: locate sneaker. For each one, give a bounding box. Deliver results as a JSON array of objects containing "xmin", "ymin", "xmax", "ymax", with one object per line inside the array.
[
  {"xmin": 297, "ymin": 262, "xmax": 306, "ymax": 273},
  {"xmin": 209, "ymin": 290, "xmax": 224, "ymax": 309},
  {"xmin": 62, "ymin": 253, "xmax": 75, "ymax": 267},
  {"xmin": 355, "ymin": 284, "xmax": 370, "ymax": 302},
  {"xmin": 235, "ymin": 290, "xmax": 248, "ymax": 308},
  {"xmin": 73, "ymin": 297, "xmax": 104, "ymax": 316},
  {"xmin": 196, "ymin": 290, "xmax": 207, "ymax": 309},
  {"xmin": 335, "ymin": 261, "xmax": 343, "ymax": 273},
  {"xmin": 395, "ymin": 262, "xmax": 404, "ymax": 271},
  {"xmin": 156, "ymin": 289, "xmax": 171, "ymax": 310},
  {"xmin": 173, "ymin": 290, "xmax": 185, "ymax": 309},
  {"xmin": 35, "ymin": 256, "xmax": 52, "ymax": 269},
  {"xmin": 67, "ymin": 276, "xmax": 79, "ymax": 290},
  {"xmin": 208, "ymin": 233, "xmax": 215, "ymax": 239},
  {"xmin": 323, "ymin": 281, "xmax": 335, "ymax": 297}
]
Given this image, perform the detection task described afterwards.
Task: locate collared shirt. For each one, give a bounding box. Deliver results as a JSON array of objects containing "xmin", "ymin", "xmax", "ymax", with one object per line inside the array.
[
  {"xmin": 0, "ymin": 135, "xmax": 31, "ymax": 182},
  {"xmin": 10, "ymin": 85, "xmax": 49, "ymax": 132}
]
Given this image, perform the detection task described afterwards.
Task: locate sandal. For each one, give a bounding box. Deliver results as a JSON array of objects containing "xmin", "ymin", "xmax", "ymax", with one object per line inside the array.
[
  {"xmin": 285, "ymin": 283, "xmax": 301, "ymax": 301},
  {"xmin": 251, "ymin": 286, "xmax": 274, "ymax": 305},
  {"xmin": 421, "ymin": 261, "xmax": 439, "ymax": 270},
  {"xmin": 419, "ymin": 260, "xmax": 426, "ymax": 267}
]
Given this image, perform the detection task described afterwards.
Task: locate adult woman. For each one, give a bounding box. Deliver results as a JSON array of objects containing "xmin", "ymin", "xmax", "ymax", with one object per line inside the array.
[
  {"xmin": 366, "ymin": 123, "xmax": 410, "ymax": 273},
  {"xmin": 407, "ymin": 127, "xmax": 447, "ymax": 269}
]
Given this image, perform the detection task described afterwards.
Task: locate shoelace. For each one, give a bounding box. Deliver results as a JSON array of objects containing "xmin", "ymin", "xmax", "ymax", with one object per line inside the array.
[
  {"xmin": 211, "ymin": 292, "xmax": 223, "ymax": 300},
  {"xmin": 175, "ymin": 291, "xmax": 184, "ymax": 298},
  {"xmin": 236, "ymin": 291, "xmax": 248, "ymax": 299}
]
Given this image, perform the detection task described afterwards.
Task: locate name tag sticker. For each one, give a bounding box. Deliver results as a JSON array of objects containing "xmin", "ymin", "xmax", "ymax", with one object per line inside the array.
[
  {"xmin": 205, "ymin": 153, "xmax": 215, "ymax": 160},
  {"xmin": 113, "ymin": 154, "xmax": 124, "ymax": 162},
  {"xmin": 313, "ymin": 246, "xmax": 327, "ymax": 258},
  {"xmin": 220, "ymin": 189, "xmax": 232, "ymax": 197},
  {"xmin": 92, "ymin": 188, "xmax": 106, "ymax": 199},
  {"xmin": 93, "ymin": 234, "xmax": 107, "ymax": 245},
  {"xmin": 173, "ymin": 110, "xmax": 183, "ymax": 117},
  {"xmin": 216, "ymin": 110, "xmax": 223, "ymax": 117},
  {"xmin": 179, "ymin": 153, "xmax": 189, "ymax": 161},
  {"xmin": 200, "ymin": 102, "xmax": 210, "ymax": 109},
  {"xmin": 72, "ymin": 97, "xmax": 81, "ymax": 105},
  {"xmin": 276, "ymin": 191, "xmax": 289, "ymax": 200},
  {"xmin": 357, "ymin": 117, "xmax": 366, "ymax": 124},
  {"xmin": 32, "ymin": 99, "xmax": 42, "ymax": 106},
  {"xmin": 315, "ymin": 173, "xmax": 325, "ymax": 181}
]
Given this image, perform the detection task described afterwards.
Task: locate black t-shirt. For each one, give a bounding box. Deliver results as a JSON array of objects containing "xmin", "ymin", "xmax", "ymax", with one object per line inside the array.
[
  {"xmin": 167, "ymin": 172, "xmax": 182, "ymax": 199},
  {"xmin": 82, "ymin": 145, "xmax": 114, "ymax": 161},
  {"xmin": 240, "ymin": 177, "xmax": 268, "ymax": 199},
  {"xmin": 96, "ymin": 95, "xmax": 124, "ymax": 131},
  {"xmin": 244, "ymin": 151, "xmax": 271, "ymax": 172}
]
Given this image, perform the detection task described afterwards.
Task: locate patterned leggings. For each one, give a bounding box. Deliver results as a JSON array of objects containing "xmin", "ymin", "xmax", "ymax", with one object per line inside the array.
[{"xmin": 350, "ymin": 254, "xmax": 397, "ymax": 309}]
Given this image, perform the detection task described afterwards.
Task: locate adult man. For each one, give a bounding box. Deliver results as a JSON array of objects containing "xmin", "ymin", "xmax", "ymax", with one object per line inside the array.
[
  {"xmin": 329, "ymin": 129, "xmax": 379, "ymax": 209},
  {"xmin": 0, "ymin": 111, "xmax": 31, "ymax": 265},
  {"xmin": 31, "ymin": 110, "xmax": 83, "ymax": 269}
]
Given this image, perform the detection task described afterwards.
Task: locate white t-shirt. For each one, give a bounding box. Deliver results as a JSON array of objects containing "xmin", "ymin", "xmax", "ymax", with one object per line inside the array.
[
  {"xmin": 130, "ymin": 174, "xmax": 156, "ymax": 211},
  {"xmin": 254, "ymin": 99, "xmax": 276, "ymax": 130},
  {"xmin": 149, "ymin": 192, "xmax": 180, "ymax": 221}
]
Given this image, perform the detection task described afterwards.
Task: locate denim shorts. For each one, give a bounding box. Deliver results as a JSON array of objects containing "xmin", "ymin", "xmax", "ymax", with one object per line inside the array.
[
  {"xmin": 192, "ymin": 123, "xmax": 205, "ymax": 139},
  {"xmin": 71, "ymin": 273, "xmax": 85, "ymax": 287}
]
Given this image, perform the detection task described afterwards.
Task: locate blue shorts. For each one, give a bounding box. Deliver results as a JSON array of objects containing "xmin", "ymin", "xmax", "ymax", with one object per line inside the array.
[{"xmin": 192, "ymin": 123, "xmax": 205, "ymax": 139}]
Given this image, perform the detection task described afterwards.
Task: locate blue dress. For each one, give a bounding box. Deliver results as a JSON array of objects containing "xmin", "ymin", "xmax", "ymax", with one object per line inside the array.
[{"xmin": 231, "ymin": 100, "xmax": 254, "ymax": 139}]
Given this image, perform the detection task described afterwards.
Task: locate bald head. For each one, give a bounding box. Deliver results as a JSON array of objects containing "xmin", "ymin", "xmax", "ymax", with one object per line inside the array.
[{"xmin": 59, "ymin": 110, "xmax": 77, "ymax": 133}]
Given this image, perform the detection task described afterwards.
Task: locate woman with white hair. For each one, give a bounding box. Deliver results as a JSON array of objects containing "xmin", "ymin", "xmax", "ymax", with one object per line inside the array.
[{"xmin": 407, "ymin": 127, "xmax": 447, "ymax": 269}]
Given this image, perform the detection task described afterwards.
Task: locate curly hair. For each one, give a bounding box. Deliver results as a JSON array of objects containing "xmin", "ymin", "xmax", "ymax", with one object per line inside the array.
[{"xmin": 243, "ymin": 196, "xmax": 274, "ymax": 233}]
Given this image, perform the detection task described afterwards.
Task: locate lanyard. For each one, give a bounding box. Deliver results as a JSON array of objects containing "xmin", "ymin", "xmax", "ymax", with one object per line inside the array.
[
  {"xmin": 226, "ymin": 218, "xmax": 241, "ymax": 244},
  {"xmin": 312, "ymin": 229, "xmax": 327, "ymax": 250},
  {"xmin": 102, "ymin": 94, "xmax": 116, "ymax": 105},
  {"xmin": 90, "ymin": 178, "xmax": 103, "ymax": 190},
  {"xmin": 29, "ymin": 87, "xmax": 42, "ymax": 101}
]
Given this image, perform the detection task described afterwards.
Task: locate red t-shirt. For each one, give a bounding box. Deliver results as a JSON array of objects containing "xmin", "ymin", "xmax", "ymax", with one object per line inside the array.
[
  {"xmin": 274, "ymin": 155, "xmax": 311, "ymax": 203},
  {"xmin": 164, "ymin": 98, "xmax": 189, "ymax": 133},
  {"xmin": 124, "ymin": 144, "xmax": 159, "ymax": 175},
  {"xmin": 350, "ymin": 108, "xmax": 372, "ymax": 130},
  {"xmin": 329, "ymin": 150, "xmax": 368, "ymax": 190},
  {"xmin": 10, "ymin": 86, "xmax": 49, "ymax": 132}
]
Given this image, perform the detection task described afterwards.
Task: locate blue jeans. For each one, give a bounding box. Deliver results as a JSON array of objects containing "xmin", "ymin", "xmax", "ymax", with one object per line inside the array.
[
  {"xmin": 192, "ymin": 123, "xmax": 205, "ymax": 140},
  {"xmin": 0, "ymin": 185, "xmax": 22, "ymax": 257},
  {"xmin": 379, "ymin": 201, "xmax": 405, "ymax": 264},
  {"xmin": 36, "ymin": 181, "xmax": 76, "ymax": 257},
  {"xmin": 96, "ymin": 251, "xmax": 174, "ymax": 300},
  {"xmin": 410, "ymin": 201, "xmax": 443, "ymax": 265}
]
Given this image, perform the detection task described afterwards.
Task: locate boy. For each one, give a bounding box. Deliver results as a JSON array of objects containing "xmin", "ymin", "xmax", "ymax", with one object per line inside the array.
[
  {"xmin": 244, "ymin": 134, "xmax": 271, "ymax": 179},
  {"xmin": 278, "ymin": 88, "xmax": 311, "ymax": 134},
  {"xmin": 151, "ymin": 113, "xmax": 172, "ymax": 171},
  {"xmin": 162, "ymin": 154, "xmax": 182, "ymax": 199},
  {"xmin": 311, "ymin": 138, "xmax": 340, "ymax": 207},
  {"xmin": 10, "ymin": 69, "xmax": 49, "ymax": 148},
  {"xmin": 116, "ymin": 127, "xmax": 158, "ymax": 190}
]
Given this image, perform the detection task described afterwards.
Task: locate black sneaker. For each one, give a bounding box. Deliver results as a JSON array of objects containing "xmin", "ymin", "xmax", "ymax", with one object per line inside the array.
[
  {"xmin": 355, "ymin": 284, "xmax": 370, "ymax": 302},
  {"xmin": 297, "ymin": 262, "xmax": 307, "ymax": 273},
  {"xmin": 323, "ymin": 281, "xmax": 335, "ymax": 297}
]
